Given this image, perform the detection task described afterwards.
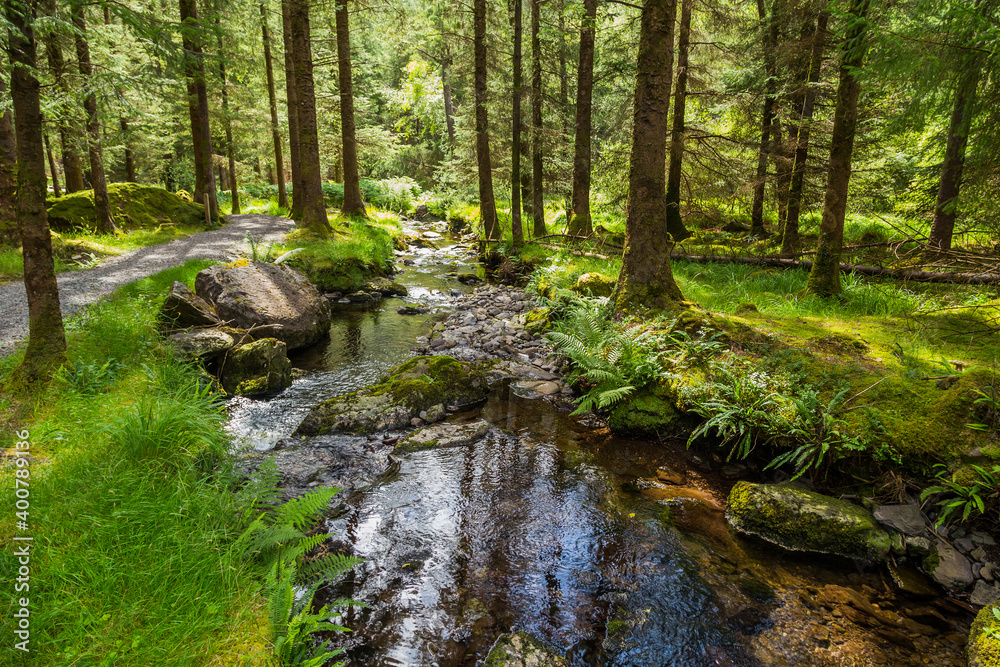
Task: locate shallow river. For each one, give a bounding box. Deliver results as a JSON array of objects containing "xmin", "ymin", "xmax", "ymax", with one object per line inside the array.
[{"xmin": 226, "ymin": 222, "xmax": 971, "ymax": 667}]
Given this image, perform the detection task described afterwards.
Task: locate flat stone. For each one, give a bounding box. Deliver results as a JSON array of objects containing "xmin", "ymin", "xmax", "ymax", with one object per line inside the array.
[
  {"xmin": 924, "ymin": 540, "xmax": 974, "ymax": 592},
  {"xmin": 971, "ymin": 581, "xmax": 1000, "ymax": 607},
  {"xmin": 159, "ymin": 281, "xmax": 220, "ymax": 328},
  {"xmin": 983, "ymin": 563, "xmax": 996, "ymax": 583},
  {"xmin": 886, "ymin": 562, "xmax": 937, "ymax": 598},
  {"xmin": 167, "ymin": 328, "xmax": 235, "ymax": 361},
  {"xmin": 873, "ymin": 504, "xmax": 927, "ymax": 536},
  {"xmin": 394, "ymin": 419, "xmax": 492, "ymax": 454},
  {"xmin": 483, "ymin": 631, "xmax": 567, "ymax": 667},
  {"xmin": 956, "ymin": 537, "xmax": 976, "ymax": 552},
  {"xmin": 972, "ymin": 532, "xmax": 997, "ymax": 546},
  {"xmin": 906, "ymin": 536, "xmax": 934, "ymax": 557},
  {"xmin": 973, "ymin": 546, "xmax": 989, "ymax": 561}
]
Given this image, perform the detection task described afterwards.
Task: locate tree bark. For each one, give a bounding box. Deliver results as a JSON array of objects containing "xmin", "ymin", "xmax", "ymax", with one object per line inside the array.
[
  {"xmin": 0, "ymin": 74, "xmax": 18, "ymax": 241},
  {"xmin": 216, "ymin": 15, "xmax": 240, "ymax": 214},
  {"xmin": 558, "ymin": 0, "xmax": 571, "ymax": 220},
  {"xmin": 569, "ymin": 0, "xmax": 597, "ymax": 236},
  {"xmin": 179, "ymin": 0, "xmax": 219, "ymax": 223},
  {"xmin": 530, "ymin": 0, "xmax": 546, "ymax": 237},
  {"xmin": 749, "ymin": 0, "xmax": 782, "ymax": 238},
  {"xmin": 664, "ymin": 0, "xmax": 693, "ymax": 242},
  {"xmin": 42, "ymin": 27, "xmax": 85, "ymax": 193},
  {"xmin": 783, "ymin": 11, "xmax": 828, "ymax": 256},
  {"xmin": 72, "ymin": 3, "xmax": 115, "ymax": 233},
  {"xmin": 260, "ymin": 2, "xmax": 288, "ymax": 208},
  {"xmin": 119, "ymin": 117, "xmax": 136, "ymax": 182},
  {"xmin": 511, "ymin": 0, "xmax": 524, "ymax": 249},
  {"xmin": 45, "ymin": 133, "xmax": 62, "ymax": 198},
  {"xmin": 806, "ymin": 0, "xmax": 871, "ymax": 297},
  {"xmin": 614, "ymin": 0, "xmax": 684, "ymax": 313},
  {"xmin": 474, "ymin": 0, "xmax": 499, "ymax": 243},
  {"xmin": 7, "ymin": 0, "xmax": 67, "ymax": 381},
  {"xmin": 288, "ymin": 0, "xmax": 330, "ymax": 233},
  {"xmin": 281, "ymin": 0, "xmax": 303, "ymax": 219},
  {"xmin": 335, "ymin": 0, "xmax": 365, "ymax": 217},
  {"xmin": 928, "ymin": 51, "xmax": 983, "ymax": 251},
  {"xmin": 442, "ymin": 52, "xmax": 456, "ymax": 152}
]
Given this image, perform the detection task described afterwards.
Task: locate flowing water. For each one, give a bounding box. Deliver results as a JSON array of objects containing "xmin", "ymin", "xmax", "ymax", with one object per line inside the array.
[{"xmin": 227, "ymin": 222, "xmax": 972, "ymax": 667}]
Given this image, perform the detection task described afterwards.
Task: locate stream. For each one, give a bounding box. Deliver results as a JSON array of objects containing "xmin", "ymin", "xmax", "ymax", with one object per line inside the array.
[{"xmin": 226, "ymin": 220, "xmax": 972, "ymax": 667}]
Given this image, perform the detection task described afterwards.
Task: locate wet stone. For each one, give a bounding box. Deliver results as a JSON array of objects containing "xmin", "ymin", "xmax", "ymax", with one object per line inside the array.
[{"xmin": 874, "ymin": 504, "xmax": 927, "ymax": 536}]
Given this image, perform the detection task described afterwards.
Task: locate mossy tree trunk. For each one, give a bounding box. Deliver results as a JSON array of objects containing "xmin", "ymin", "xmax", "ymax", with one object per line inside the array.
[
  {"xmin": 119, "ymin": 117, "xmax": 136, "ymax": 182},
  {"xmin": 805, "ymin": 0, "xmax": 871, "ymax": 297},
  {"xmin": 44, "ymin": 133, "xmax": 62, "ymax": 197},
  {"xmin": 568, "ymin": 0, "xmax": 597, "ymax": 237},
  {"xmin": 614, "ymin": 0, "xmax": 685, "ymax": 314},
  {"xmin": 474, "ymin": 0, "xmax": 500, "ymax": 244},
  {"xmin": 511, "ymin": 0, "xmax": 524, "ymax": 249},
  {"xmin": 288, "ymin": 0, "xmax": 330, "ymax": 234},
  {"xmin": 557, "ymin": 0, "xmax": 571, "ymax": 221},
  {"xmin": 664, "ymin": 0, "xmax": 693, "ymax": 242},
  {"xmin": 442, "ymin": 51, "xmax": 456, "ymax": 152},
  {"xmin": 260, "ymin": 1, "xmax": 287, "ymax": 209},
  {"xmin": 750, "ymin": 0, "xmax": 782, "ymax": 239},
  {"xmin": 7, "ymin": 0, "xmax": 67, "ymax": 382},
  {"xmin": 72, "ymin": 2, "xmax": 115, "ymax": 234},
  {"xmin": 179, "ymin": 0, "xmax": 219, "ymax": 223},
  {"xmin": 216, "ymin": 11, "xmax": 240, "ymax": 215},
  {"xmin": 0, "ymin": 74, "xmax": 18, "ymax": 242},
  {"xmin": 281, "ymin": 0, "xmax": 304, "ymax": 220},
  {"xmin": 335, "ymin": 0, "xmax": 365, "ymax": 217},
  {"xmin": 530, "ymin": 0, "xmax": 546, "ymax": 237}
]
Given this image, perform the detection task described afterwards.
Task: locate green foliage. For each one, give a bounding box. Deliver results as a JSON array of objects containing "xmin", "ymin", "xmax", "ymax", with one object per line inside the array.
[
  {"xmin": 55, "ymin": 358, "xmax": 125, "ymax": 394},
  {"xmin": 266, "ymin": 561, "xmax": 351, "ymax": 667},
  {"xmin": 921, "ymin": 463, "xmax": 1000, "ymax": 526},
  {"xmin": 244, "ymin": 230, "xmax": 278, "ymax": 262},
  {"xmin": 968, "ymin": 384, "xmax": 1000, "ymax": 437},
  {"xmin": 46, "ymin": 183, "xmax": 205, "ymax": 232}
]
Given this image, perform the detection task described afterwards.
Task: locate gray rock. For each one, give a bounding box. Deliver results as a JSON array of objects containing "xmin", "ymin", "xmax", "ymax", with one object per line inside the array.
[
  {"xmin": 159, "ymin": 281, "xmax": 220, "ymax": 328},
  {"xmin": 971, "ymin": 581, "xmax": 1000, "ymax": 607},
  {"xmin": 956, "ymin": 537, "xmax": 976, "ymax": 552},
  {"xmin": 221, "ymin": 338, "xmax": 292, "ymax": 396},
  {"xmin": 972, "ymin": 532, "xmax": 997, "ymax": 546},
  {"xmin": 873, "ymin": 503, "xmax": 926, "ymax": 536},
  {"xmin": 167, "ymin": 328, "xmax": 234, "ymax": 361},
  {"xmin": 195, "ymin": 262, "xmax": 331, "ymax": 351},
  {"xmin": 982, "ymin": 563, "xmax": 996, "ymax": 583},
  {"xmin": 906, "ymin": 535, "xmax": 934, "ymax": 557},
  {"xmin": 973, "ymin": 546, "xmax": 989, "ymax": 561},
  {"xmin": 361, "ymin": 277, "xmax": 408, "ymax": 296},
  {"xmin": 923, "ymin": 540, "xmax": 974, "ymax": 592},
  {"xmin": 482, "ymin": 631, "xmax": 567, "ymax": 667},
  {"xmin": 394, "ymin": 419, "xmax": 492, "ymax": 454}
]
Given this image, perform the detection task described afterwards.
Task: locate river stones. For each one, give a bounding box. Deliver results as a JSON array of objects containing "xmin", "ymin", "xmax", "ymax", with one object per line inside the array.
[
  {"xmin": 394, "ymin": 419, "xmax": 492, "ymax": 454},
  {"xmin": 295, "ymin": 356, "xmax": 489, "ymax": 436},
  {"xmin": 360, "ymin": 277, "xmax": 408, "ymax": 297},
  {"xmin": 968, "ymin": 605, "xmax": 1000, "ymax": 667},
  {"xmin": 159, "ymin": 281, "xmax": 220, "ymax": 328},
  {"xmin": 923, "ymin": 539, "xmax": 975, "ymax": 591},
  {"xmin": 873, "ymin": 503, "xmax": 927, "ymax": 536},
  {"xmin": 725, "ymin": 482, "xmax": 892, "ymax": 564},
  {"xmin": 483, "ymin": 631, "xmax": 568, "ymax": 667},
  {"xmin": 221, "ymin": 338, "xmax": 292, "ymax": 396},
  {"xmin": 167, "ymin": 328, "xmax": 235, "ymax": 361},
  {"xmin": 194, "ymin": 261, "xmax": 331, "ymax": 351}
]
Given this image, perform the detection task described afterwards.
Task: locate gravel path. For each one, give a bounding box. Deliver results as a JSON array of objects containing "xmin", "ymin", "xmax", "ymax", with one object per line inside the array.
[{"xmin": 0, "ymin": 214, "xmax": 295, "ymax": 355}]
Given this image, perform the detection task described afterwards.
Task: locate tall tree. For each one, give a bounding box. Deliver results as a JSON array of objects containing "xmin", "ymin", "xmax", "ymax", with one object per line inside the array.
[
  {"xmin": 261, "ymin": 2, "xmax": 288, "ymax": 208},
  {"xmin": 511, "ymin": 0, "xmax": 525, "ymax": 249},
  {"xmin": 281, "ymin": 0, "xmax": 304, "ymax": 219},
  {"xmin": 179, "ymin": 0, "xmax": 219, "ymax": 222},
  {"xmin": 0, "ymin": 73, "xmax": 17, "ymax": 241},
  {"xmin": 782, "ymin": 10, "xmax": 828, "ymax": 256},
  {"xmin": 615, "ymin": 0, "xmax": 684, "ymax": 313},
  {"xmin": 335, "ymin": 0, "xmax": 365, "ymax": 217},
  {"xmin": 216, "ymin": 10, "xmax": 240, "ymax": 215},
  {"xmin": 806, "ymin": 0, "xmax": 872, "ymax": 296},
  {"xmin": 749, "ymin": 0, "xmax": 782, "ymax": 238},
  {"xmin": 664, "ymin": 0, "xmax": 693, "ymax": 242},
  {"xmin": 7, "ymin": 0, "xmax": 67, "ymax": 382},
  {"xmin": 44, "ymin": 133, "xmax": 62, "ymax": 198},
  {"xmin": 568, "ymin": 0, "xmax": 597, "ymax": 237},
  {"xmin": 474, "ymin": 0, "xmax": 500, "ymax": 243},
  {"xmin": 72, "ymin": 1, "xmax": 115, "ymax": 233},
  {"xmin": 41, "ymin": 17, "xmax": 85, "ymax": 193},
  {"xmin": 287, "ymin": 0, "xmax": 330, "ymax": 233},
  {"xmin": 119, "ymin": 117, "xmax": 136, "ymax": 182},
  {"xmin": 530, "ymin": 0, "xmax": 546, "ymax": 237}
]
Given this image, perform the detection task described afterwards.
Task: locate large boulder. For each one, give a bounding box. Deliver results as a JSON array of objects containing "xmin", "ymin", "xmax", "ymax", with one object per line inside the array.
[
  {"xmin": 483, "ymin": 632, "xmax": 568, "ymax": 667},
  {"xmin": 167, "ymin": 328, "xmax": 235, "ymax": 361},
  {"xmin": 221, "ymin": 338, "xmax": 292, "ymax": 396},
  {"xmin": 159, "ymin": 281, "xmax": 220, "ymax": 328},
  {"xmin": 968, "ymin": 605, "xmax": 1000, "ymax": 667},
  {"xmin": 195, "ymin": 262, "xmax": 331, "ymax": 351},
  {"xmin": 725, "ymin": 482, "xmax": 893, "ymax": 564},
  {"xmin": 295, "ymin": 356, "xmax": 488, "ymax": 436}
]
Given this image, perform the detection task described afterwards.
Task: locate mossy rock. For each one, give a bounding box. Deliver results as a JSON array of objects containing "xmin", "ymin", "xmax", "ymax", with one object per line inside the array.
[
  {"xmin": 606, "ymin": 384, "xmax": 691, "ymax": 437},
  {"xmin": 290, "ymin": 254, "xmax": 388, "ymax": 293},
  {"xmin": 361, "ymin": 277, "xmax": 408, "ymax": 296},
  {"xmin": 47, "ymin": 183, "xmax": 205, "ymax": 232},
  {"xmin": 725, "ymin": 482, "xmax": 892, "ymax": 565},
  {"xmin": 483, "ymin": 631, "xmax": 567, "ymax": 667},
  {"xmin": 571, "ymin": 272, "xmax": 616, "ymax": 297},
  {"xmin": 968, "ymin": 605, "xmax": 1000, "ymax": 667},
  {"xmin": 220, "ymin": 338, "xmax": 292, "ymax": 397},
  {"xmin": 294, "ymin": 356, "xmax": 489, "ymax": 435},
  {"xmin": 394, "ymin": 419, "xmax": 492, "ymax": 454},
  {"xmin": 524, "ymin": 307, "xmax": 553, "ymax": 335}
]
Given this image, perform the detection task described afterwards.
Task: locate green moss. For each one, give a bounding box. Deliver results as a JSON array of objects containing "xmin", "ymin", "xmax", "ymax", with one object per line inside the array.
[
  {"xmin": 572, "ymin": 272, "xmax": 616, "ymax": 297},
  {"xmin": 968, "ymin": 605, "xmax": 1000, "ymax": 667},
  {"xmin": 380, "ymin": 356, "xmax": 487, "ymax": 409},
  {"xmin": 47, "ymin": 183, "xmax": 205, "ymax": 232},
  {"xmin": 524, "ymin": 307, "xmax": 553, "ymax": 334},
  {"xmin": 607, "ymin": 384, "xmax": 690, "ymax": 436}
]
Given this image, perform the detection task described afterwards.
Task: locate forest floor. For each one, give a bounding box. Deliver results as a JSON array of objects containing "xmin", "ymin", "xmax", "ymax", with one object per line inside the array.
[{"xmin": 0, "ymin": 213, "xmax": 293, "ymax": 355}]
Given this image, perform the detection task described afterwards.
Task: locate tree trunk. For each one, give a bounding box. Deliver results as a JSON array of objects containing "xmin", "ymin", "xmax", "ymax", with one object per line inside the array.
[
  {"xmin": 928, "ymin": 52, "xmax": 983, "ymax": 251},
  {"xmin": 288, "ymin": 0, "xmax": 330, "ymax": 233},
  {"xmin": 569, "ymin": 0, "xmax": 597, "ymax": 237},
  {"xmin": 664, "ymin": 0, "xmax": 693, "ymax": 242},
  {"xmin": 749, "ymin": 0, "xmax": 782, "ymax": 238},
  {"xmin": 511, "ymin": 0, "xmax": 524, "ymax": 249},
  {"xmin": 72, "ymin": 3, "xmax": 115, "ymax": 233},
  {"xmin": 44, "ymin": 133, "xmax": 62, "ymax": 198},
  {"xmin": 442, "ymin": 52, "xmax": 456, "ymax": 152},
  {"xmin": 119, "ymin": 117, "xmax": 136, "ymax": 182},
  {"xmin": 783, "ymin": 11, "xmax": 829, "ymax": 256},
  {"xmin": 217, "ymin": 16, "xmax": 240, "ymax": 214},
  {"xmin": 530, "ymin": 0, "xmax": 546, "ymax": 237},
  {"xmin": 260, "ymin": 1, "xmax": 288, "ymax": 209},
  {"xmin": 7, "ymin": 0, "xmax": 67, "ymax": 382},
  {"xmin": 0, "ymin": 75, "xmax": 19, "ymax": 240},
  {"xmin": 614, "ymin": 0, "xmax": 684, "ymax": 313},
  {"xmin": 179, "ymin": 0, "xmax": 218, "ymax": 223},
  {"xmin": 43, "ymin": 28, "xmax": 85, "ymax": 193},
  {"xmin": 806, "ymin": 0, "xmax": 871, "ymax": 297},
  {"xmin": 336, "ymin": 0, "xmax": 365, "ymax": 217},
  {"xmin": 558, "ymin": 0, "xmax": 571, "ymax": 220},
  {"xmin": 281, "ymin": 0, "xmax": 303, "ymax": 219},
  {"xmin": 474, "ymin": 0, "xmax": 499, "ymax": 243}
]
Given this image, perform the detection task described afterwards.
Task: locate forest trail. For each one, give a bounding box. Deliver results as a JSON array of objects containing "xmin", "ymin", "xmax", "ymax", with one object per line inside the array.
[{"xmin": 0, "ymin": 214, "xmax": 294, "ymax": 356}]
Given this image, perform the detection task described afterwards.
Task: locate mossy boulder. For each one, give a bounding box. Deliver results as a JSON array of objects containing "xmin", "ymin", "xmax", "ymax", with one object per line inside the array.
[
  {"xmin": 725, "ymin": 482, "xmax": 893, "ymax": 565},
  {"xmin": 483, "ymin": 632, "xmax": 567, "ymax": 667},
  {"xmin": 968, "ymin": 605, "xmax": 1000, "ymax": 667},
  {"xmin": 221, "ymin": 338, "xmax": 292, "ymax": 397},
  {"xmin": 294, "ymin": 356, "xmax": 489, "ymax": 435},
  {"xmin": 159, "ymin": 281, "xmax": 220, "ymax": 328},
  {"xmin": 167, "ymin": 328, "xmax": 235, "ymax": 362},
  {"xmin": 289, "ymin": 254, "xmax": 388, "ymax": 293},
  {"xmin": 394, "ymin": 419, "xmax": 492, "ymax": 454},
  {"xmin": 571, "ymin": 272, "xmax": 616, "ymax": 297},
  {"xmin": 360, "ymin": 277, "xmax": 407, "ymax": 296},
  {"xmin": 47, "ymin": 183, "xmax": 205, "ymax": 232},
  {"xmin": 606, "ymin": 384, "xmax": 691, "ymax": 437},
  {"xmin": 523, "ymin": 307, "xmax": 553, "ymax": 335}
]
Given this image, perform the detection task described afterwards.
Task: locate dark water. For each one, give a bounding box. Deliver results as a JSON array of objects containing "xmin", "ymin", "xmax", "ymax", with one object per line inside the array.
[{"xmin": 227, "ymin": 222, "xmax": 971, "ymax": 667}]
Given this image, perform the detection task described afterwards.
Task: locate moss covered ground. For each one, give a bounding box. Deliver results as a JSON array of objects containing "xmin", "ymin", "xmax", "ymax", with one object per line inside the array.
[{"xmin": 46, "ymin": 183, "xmax": 206, "ymax": 232}]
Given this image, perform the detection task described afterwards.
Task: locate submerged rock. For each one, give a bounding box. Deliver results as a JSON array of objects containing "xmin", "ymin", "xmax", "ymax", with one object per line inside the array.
[
  {"xmin": 195, "ymin": 262, "xmax": 331, "ymax": 351},
  {"xmin": 221, "ymin": 338, "xmax": 292, "ymax": 396},
  {"xmin": 725, "ymin": 482, "xmax": 892, "ymax": 564},
  {"xmin": 167, "ymin": 328, "xmax": 234, "ymax": 361},
  {"xmin": 294, "ymin": 356, "xmax": 489, "ymax": 435},
  {"xmin": 483, "ymin": 631, "xmax": 568, "ymax": 666},
  {"xmin": 159, "ymin": 281, "xmax": 220, "ymax": 328},
  {"xmin": 361, "ymin": 277, "xmax": 408, "ymax": 297},
  {"xmin": 394, "ymin": 419, "xmax": 492, "ymax": 454}
]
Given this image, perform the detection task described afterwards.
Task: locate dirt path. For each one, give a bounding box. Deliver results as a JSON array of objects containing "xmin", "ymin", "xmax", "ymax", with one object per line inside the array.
[{"xmin": 0, "ymin": 214, "xmax": 294, "ymax": 356}]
